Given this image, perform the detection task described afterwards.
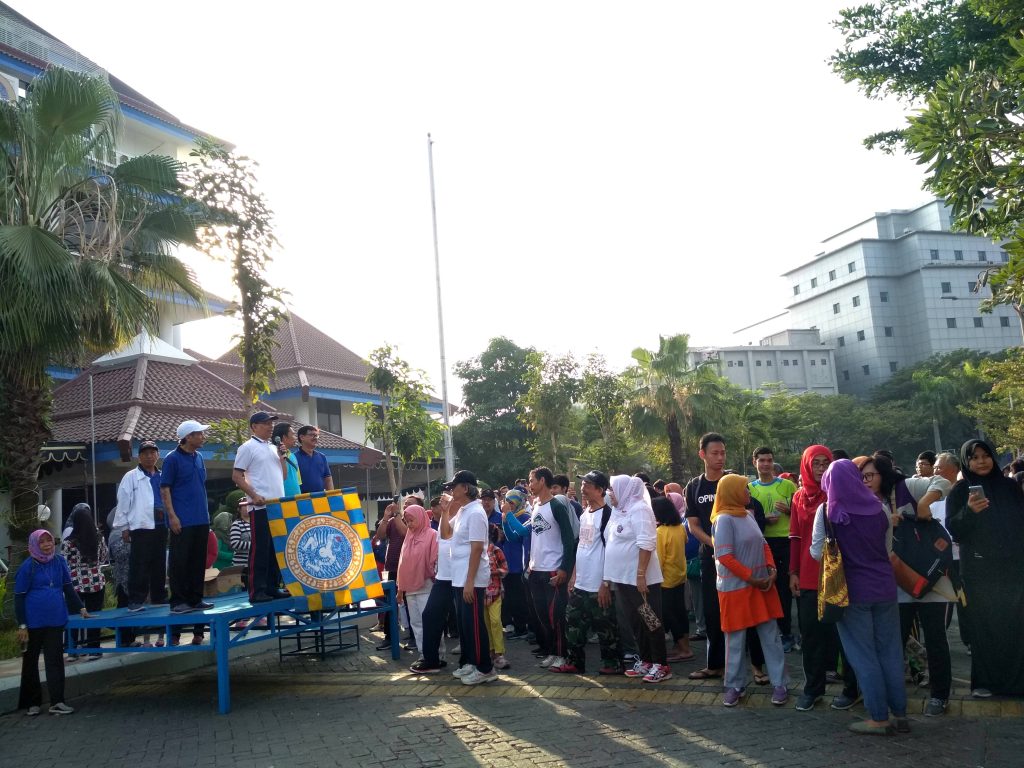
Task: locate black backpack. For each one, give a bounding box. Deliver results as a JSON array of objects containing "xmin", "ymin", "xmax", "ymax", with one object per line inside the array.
[{"xmin": 891, "ymin": 517, "xmax": 954, "ymax": 599}]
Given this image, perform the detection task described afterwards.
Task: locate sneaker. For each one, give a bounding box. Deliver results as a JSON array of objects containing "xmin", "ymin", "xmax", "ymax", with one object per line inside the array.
[
  {"xmin": 831, "ymin": 693, "xmax": 861, "ymax": 710},
  {"xmin": 894, "ymin": 717, "xmax": 911, "ymax": 734},
  {"xmin": 972, "ymin": 688, "xmax": 993, "ymax": 698},
  {"xmin": 795, "ymin": 693, "xmax": 822, "ymax": 711},
  {"xmin": 781, "ymin": 635, "xmax": 795, "ymax": 653},
  {"xmin": 26, "ymin": 706, "xmax": 40, "ymax": 717},
  {"xmin": 848, "ymin": 720, "xmax": 893, "ymax": 735},
  {"xmin": 451, "ymin": 664, "xmax": 475, "ymax": 678},
  {"xmin": 624, "ymin": 659, "xmax": 652, "ymax": 678},
  {"xmin": 924, "ymin": 698, "xmax": 947, "ymax": 717},
  {"xmin": 169, "ymin": 604, "xmax": 193, "ymax": 614},
  {"xmin": 538, "ymin": 654, "xmax": 557, "ymax": 668},
  {"xmin": 509, "ymin": 630, "xmax": 530, "ymax": 640},
  {"xmin": 194, "ymin": 601, "xmax": 215, "ymax": 610},
  {"xmin": 549, "ymin": 662, "xmax": 581, "ymax": 674},
  {"xmin": 825, "ymin": 670, "xmax": 841, "ymax": 684},
  {"xmin": 598, "ymin": 664, "xmax": 623, "ymax": 675},
  {"xmin": 643, "ymin": 664, "xmax": 672, "ymax": 683},
  {"xmin": 723, "ymin": 688, "xmax": 744, "ymax": 707},
  {"xmin": 461, "ymin": 668, "xmax": 498, "ymax": 685},
  {"xmin": 409, "ymin": 660, "xmax": 443, "ymax": 674},
  {"xmin": 49, "ymin": 702, "xmax": 74, "ymax": 716},
  {"xmin": 126, "ymin": 603, "xmax": 146, "ymax": 613},
  {"xmin": 504, "ymin": 624, "xmax": 515, "ymax": 633},
  {"xmin": 493, "ymin": 655, "xmax": 511, "ymax": 670},
  {"xmin": 771, "ymin": 685, "xmax": 789, "ymax": 706}
]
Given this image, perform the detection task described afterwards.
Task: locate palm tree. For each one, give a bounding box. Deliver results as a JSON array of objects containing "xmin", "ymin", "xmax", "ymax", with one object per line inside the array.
[
  {"xmin": 626, "ymin": 334, "xmax": 733, "ymax": 482},
  {"xmin": 0, "ymin": 67, "xmax": 203, "ymax": 549}
]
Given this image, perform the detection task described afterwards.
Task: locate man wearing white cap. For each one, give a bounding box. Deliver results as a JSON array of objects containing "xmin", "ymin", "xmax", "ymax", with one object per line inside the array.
[
  {"xmin": 232, "ymin": 411, "xmax": 289, "ymax": 603},
  {"xmin": 161, "ymin": 420, "xmax": 213, "ymax": 613}
]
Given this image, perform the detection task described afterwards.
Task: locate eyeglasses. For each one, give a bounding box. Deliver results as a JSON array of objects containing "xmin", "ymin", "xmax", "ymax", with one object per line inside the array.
[{"xmin": 861, "ymin": 472, "xmax": 878, "ymax": 483}]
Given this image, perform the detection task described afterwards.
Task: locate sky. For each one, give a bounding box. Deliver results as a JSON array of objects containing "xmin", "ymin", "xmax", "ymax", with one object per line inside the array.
[{"xmin": 19, "ymin": 1, "xmax": 930, "ymax": 402}]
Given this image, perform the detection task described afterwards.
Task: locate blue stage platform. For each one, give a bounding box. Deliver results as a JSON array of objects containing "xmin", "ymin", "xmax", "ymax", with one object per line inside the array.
[{"xmin": 65, "ymin": 581, "xmax": 400, "ymax": 714}]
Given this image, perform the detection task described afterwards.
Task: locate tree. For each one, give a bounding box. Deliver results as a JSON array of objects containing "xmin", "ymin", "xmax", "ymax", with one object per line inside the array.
[
  {"xmin": 625, "ymin": 334, "xmax": 732, "ymax": 482},
  {"xmin": 960, "ymin": 349, "xmax": 1024, "ymax": 454},
  {"xmin": 353, "ymin": 345, "xmax": 445, "ymax": 496},
  {"xmin": 0, "ymin": 68, "xmax": 203, "ymax": 548},
  {"xmin": 452, "ymin": 337, "xmax": 536, "ymax": 484},
  {"xmin": 573, "ymin": 354, "xmax": 640, "ymax": 473},
  {"xmin": 187, "ymin": 139, "xmax": 285, "ymax": 405},
  {"xmin": 518, "ymin": 352, "xmax": 581, "ymax": 470}
]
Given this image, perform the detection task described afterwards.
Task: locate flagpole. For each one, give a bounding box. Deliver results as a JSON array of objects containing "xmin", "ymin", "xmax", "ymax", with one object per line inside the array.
[{"xmin": 427, "ymin": 133, "xmax": 455, "ymax": 480}]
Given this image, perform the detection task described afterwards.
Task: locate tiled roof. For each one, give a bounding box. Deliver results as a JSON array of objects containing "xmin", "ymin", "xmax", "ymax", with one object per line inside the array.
[{"xmin": 50, "ymin": 356, "xmax": 374, "ymax": 460}]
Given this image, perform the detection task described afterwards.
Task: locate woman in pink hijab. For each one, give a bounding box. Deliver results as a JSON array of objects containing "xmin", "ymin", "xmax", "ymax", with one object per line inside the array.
[{"xmin": 397, "ymin": 505, "xmax": 439, "ymax": 663}]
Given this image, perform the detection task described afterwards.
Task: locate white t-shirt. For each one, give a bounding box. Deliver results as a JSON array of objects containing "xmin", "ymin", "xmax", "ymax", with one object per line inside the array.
[
  {"xmin": 529, "ymin": 500, "xmax": 564, "ymax": 572},
  {"xmin": 450, "ymin": 500, "xmax": 490, "ymax": 589},
  {"xmin": 603, "ymin": 504, "xmax": 663, "ymax": 586},
  {"xmin": 574, "ymin": 507, "xmax": 608, "ymax": 592},
  {"xmin": 233, "ymin": 437, "xmax": 284, "ymax": 507},
  {"xmin": 435, "ymin": 511, "xmax": 458, "ymax": 581}
]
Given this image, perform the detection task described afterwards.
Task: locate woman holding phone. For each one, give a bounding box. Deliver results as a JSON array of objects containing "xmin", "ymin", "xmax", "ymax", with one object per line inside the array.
[{"xmin": 946, "ymin": 438, "xmax": 1024, "ymax": 698}]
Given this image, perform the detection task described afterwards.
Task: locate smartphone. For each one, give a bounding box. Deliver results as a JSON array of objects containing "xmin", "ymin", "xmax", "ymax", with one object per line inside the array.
[{"xmin": 969, "ymin": 485, "xmax": 986, "ymax": 500}]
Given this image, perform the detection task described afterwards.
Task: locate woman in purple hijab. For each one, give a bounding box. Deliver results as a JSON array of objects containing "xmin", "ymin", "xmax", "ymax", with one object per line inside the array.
[{"xmin": 813, "ymin": 459, "xmax": 906, "ymax": 736}]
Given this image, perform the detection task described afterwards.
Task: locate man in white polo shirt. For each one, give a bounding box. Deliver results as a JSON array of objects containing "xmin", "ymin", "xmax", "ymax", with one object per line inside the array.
[{"xmin": 232, "ymin": 412, "xmax": 288, "ymax": 604}]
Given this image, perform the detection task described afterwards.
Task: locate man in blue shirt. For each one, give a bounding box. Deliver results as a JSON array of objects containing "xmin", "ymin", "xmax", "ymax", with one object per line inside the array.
[
  {"xmin": 161, "ymin": 420, "xmax": 212, "ymax": 613},
  {"xmin": 294, "ymin": 425, "xmax": 334, "ymax": 495}
]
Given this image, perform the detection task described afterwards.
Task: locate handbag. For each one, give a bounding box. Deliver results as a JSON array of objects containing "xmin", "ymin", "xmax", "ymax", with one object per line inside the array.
[
  {"xmin": 890, "ymin": 516, "xmax": 954, "ymax": 599},
  {"xmin": 686, "ymin": 557, "xmax": 702, "ymax": 581},
  {"xmin": 817, "ymin": 507, "xmax": 849, "ymax": 624},
  {"xmin": 637, "ymin": 595, "xmax": 662, "ymax": 632}
]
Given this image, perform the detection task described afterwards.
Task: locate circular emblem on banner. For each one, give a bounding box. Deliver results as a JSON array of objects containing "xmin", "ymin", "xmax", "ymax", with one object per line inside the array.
[{"xmin": 285, "ymin": 515, "xmax": 364, "ymax": 592}]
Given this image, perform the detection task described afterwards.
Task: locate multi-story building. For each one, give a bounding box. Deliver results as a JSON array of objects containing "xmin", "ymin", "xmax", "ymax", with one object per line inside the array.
[
  {"xmin": 690, "ymin": 329, "xmax": 838, "ymax": 396},
  {"xmin": 782, "ymin": 200, "xmax": 1022, "ymax": 396}
]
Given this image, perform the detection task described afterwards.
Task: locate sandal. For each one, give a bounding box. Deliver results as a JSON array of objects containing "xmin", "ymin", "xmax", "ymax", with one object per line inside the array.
[
  {"xmin": 688, "ymin": 668, "xmax": 723, "ymax": 680},
  {"xmin": 753, "ymin": 671, "xmax": 770, "ymax": 685},
  {"xmin": 667, "ymin": 652, "xmax": 695, "ymax": 662}
]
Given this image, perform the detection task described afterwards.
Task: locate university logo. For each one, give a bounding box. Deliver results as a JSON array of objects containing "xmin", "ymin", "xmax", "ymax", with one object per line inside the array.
[{"xmin": 266, "ymin": 487, "xmax": 384, "ymax": 611}]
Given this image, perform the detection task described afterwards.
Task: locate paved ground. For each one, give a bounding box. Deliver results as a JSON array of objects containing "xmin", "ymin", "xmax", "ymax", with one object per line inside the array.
[{"xmin": 1, "ymin": 614, "xmax": 1021, "ymax": 768}]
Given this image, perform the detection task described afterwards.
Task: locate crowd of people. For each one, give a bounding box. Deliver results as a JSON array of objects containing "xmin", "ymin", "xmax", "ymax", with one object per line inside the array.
[
  {"xmin": 13, "ymin": 417, "xmax": 1024, "ymax": 733},
  {"xmin": 372, "ymin": 434, "xmax": 1024, "ymax": 736}
]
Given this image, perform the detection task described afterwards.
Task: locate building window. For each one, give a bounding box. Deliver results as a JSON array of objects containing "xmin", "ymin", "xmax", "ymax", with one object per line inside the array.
[
  {"xmin": 946, "ymin": 317, "xmax": 957, "ymax": 328},
  {"xmin": 838, "ymin": 335, "xmax": 845, "ymax": 347},
  {"xmin": 737, "ymin": 360, "xmax": 744, "ymax": 367},
  {"xmin": 843, "ymin": 370, "xmax": 850, "ymax": 381},
  {"xmin": 889, "ymin": 361, "xmax": 898, "ymax": 373},
  {"xmin": 792, "ymin": 359, "xmax": 799, "ymax": 366},
  {"xmin": 968, "ymin": 281, "xmax": 977, "ymax": 292},
  {"xmin": 833, "ymin": 303, "xmax": 841, "ymax": 315},
  {"xmin": 862, "ymin": 365, "xmax": 870, "ymax": 375},
  {"xmin": 829, "ymin": 269, "xmax": 836, "ymax": 281},
  {"xmin": 811, "ymin": 277, "xmax": 818, "ymax": 288},
  {"xmin": 954, "ymin": 250, "xmax": 964, "ymax": 261},
  {"xmin": 930, "ymin": 249, "xmax": 939, "ymax": 260},
  {"xmin": 880, "ymin": 291, "xmax": 889, "ymax": 302},
  {"xmin": 857, "ymin": 330, "xmax": 866, "ymax": 341},
  {"xmin": 755, "ymin": 359, "xmax": 762, "ymax": 367},
  {"xmin": 727, "ymin": 360, "xmax": 734, "ymax": 367},
  {"xmin": 979, "ymin": 251, "xmax": 987, "ymax": 262},
  {"xmin": 848, "ymin": 261, "xmax": 856, "ymax": 273},
  {"xmin": 810, "ymin": 359, "xmax": 816, "ymax": 366},
  {"xmin": 1001, "ymin": 316, "xmax": 1011, "ymax": 327},
  {"xmin": 793, "ymin": 285, "xmax": 800, "ymax": 295},
  {"xmin": 783, "ymin": 359, "xmax": 790, "ymax": 366},
  {"xmin": 941, "ymin": 282, "xmax": 952, "ymax": 294},
  {"xmin": 974, "ymin": 317, "xmax": 984, "ymax": 328},
  {"xmin": 1001, "ymin": 250, "xmax": 1010, "ymax": 263},
  {"xmin": 884, "ymin": 326, "xmax": 893, "ymax": 337},
  {"xmin": 852, "ymin": 295, "xmax": 861, "ymax": 307},
  {"xmin": 766, "ymin": 359, "xmax": 773, "ymax": 366},
  {"xmin": 821, "ymin": 358, "xmax": 828, "ymax": 365},
  {"xmin": 316, "ymin": 399, "xmax": 343, "ymax": 435}
]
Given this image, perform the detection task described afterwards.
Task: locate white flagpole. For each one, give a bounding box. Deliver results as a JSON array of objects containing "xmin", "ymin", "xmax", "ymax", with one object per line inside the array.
[{"xmin": 427, "ymin": 133, "xmax": 455, "ymax": 479}]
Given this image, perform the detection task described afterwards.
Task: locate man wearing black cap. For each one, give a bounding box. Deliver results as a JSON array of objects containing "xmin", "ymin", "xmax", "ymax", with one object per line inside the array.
[
  {"xmin": 550, "ymin": 470, "xmax": 621, "ymax": 674},
  {"xmin": 232, "ymin": 412, "xmax": 289, "ymax": 603},
  {"xmin": 114, "ymin": 440, "xmax": 168, "ymax": 611}
]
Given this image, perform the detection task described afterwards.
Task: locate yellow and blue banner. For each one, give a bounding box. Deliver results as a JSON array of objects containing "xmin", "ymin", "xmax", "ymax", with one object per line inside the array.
[{"xmin": 265, "ymin": 487, "xmax": 383, "ymax": 611}]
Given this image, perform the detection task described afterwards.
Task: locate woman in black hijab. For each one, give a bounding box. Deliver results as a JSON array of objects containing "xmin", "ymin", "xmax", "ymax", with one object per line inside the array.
[
  {"xmin": 61, "ymin": 504, "xmax": 108, "ymax": 655},
  {"xmin": 946, "ymin": 439, "xmax": 1024, "ymax": 697}
]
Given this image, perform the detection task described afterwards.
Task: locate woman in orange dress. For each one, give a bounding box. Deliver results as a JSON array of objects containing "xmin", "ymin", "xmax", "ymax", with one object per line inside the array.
[{"xmin": 712, "ymin": 473, "xmax": 788, "ymax": 707}]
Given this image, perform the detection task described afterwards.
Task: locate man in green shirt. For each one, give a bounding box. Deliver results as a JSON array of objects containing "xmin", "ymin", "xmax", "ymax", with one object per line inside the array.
[{"xmin": 747, "ymin": 447, "xmax": 797, "ymax": 652}]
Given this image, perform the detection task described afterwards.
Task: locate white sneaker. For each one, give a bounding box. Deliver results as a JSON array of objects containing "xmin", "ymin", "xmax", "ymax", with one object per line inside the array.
[
  {"xmin": 461, "ymin": 668, "xmax": 498, "ymax": 685},
  {"xmin": 539, "ymin": 654, "xmax": 557, "ymax": 668},
  {"xmin": 451, "ymin": 664, "xmax": 475, "ymax": 678},
  {"xmin": 26, "ymin": 706, "xmax": 40, "ymax": 717},
  {"xmin": 547, "ymin": 655, "xmax": 566, "ymax": 669},
  {"xmin": 48, "ymin": 702, "xmax": 74, "ymax": 716},
  {"xmin": 493, "ymin": 654, "xmax": 510, "ymax": 670},
  {"xmin": 504, "ymin": 624, "xmax": 515, "ymax": 633}
]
